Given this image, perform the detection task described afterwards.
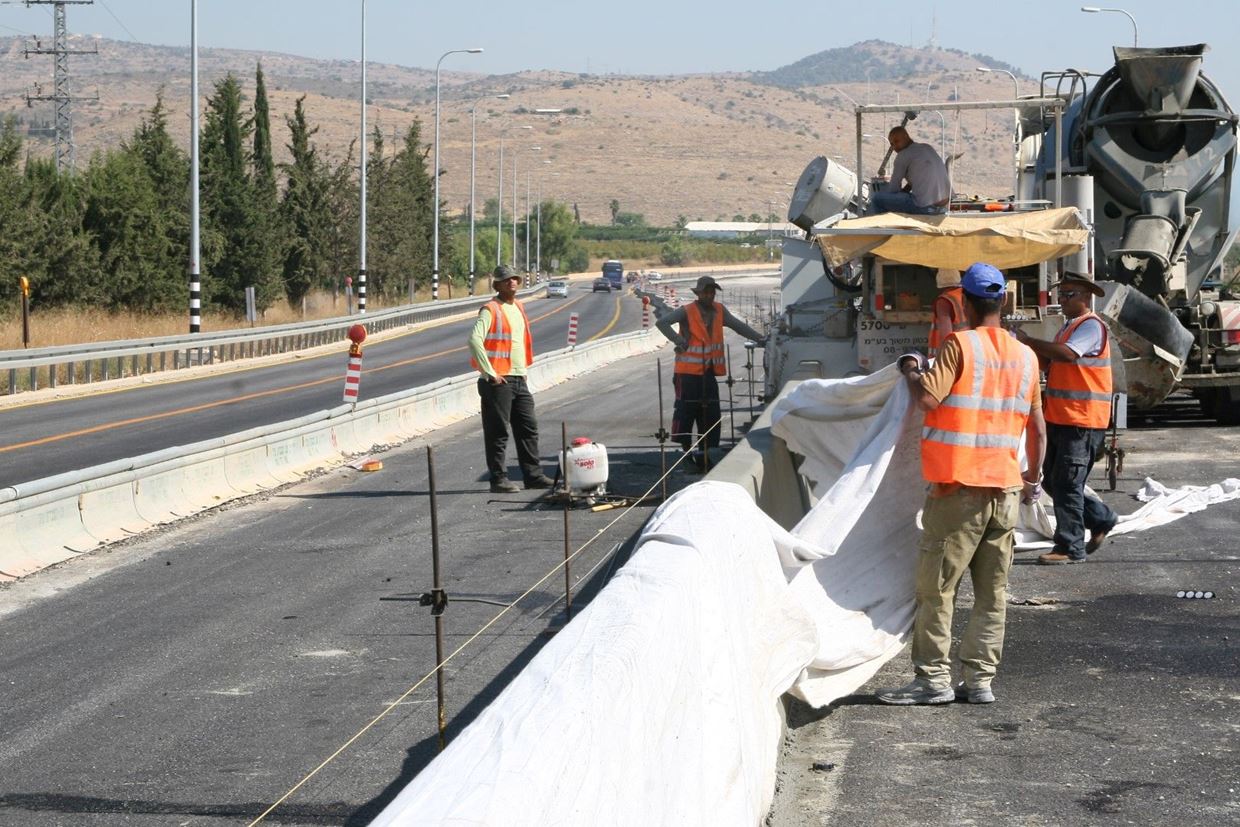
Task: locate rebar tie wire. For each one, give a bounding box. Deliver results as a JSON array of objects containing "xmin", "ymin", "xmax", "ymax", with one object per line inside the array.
[{"xmin": 247, "ymin": 427, "xmax": 719, "ymax": 826}]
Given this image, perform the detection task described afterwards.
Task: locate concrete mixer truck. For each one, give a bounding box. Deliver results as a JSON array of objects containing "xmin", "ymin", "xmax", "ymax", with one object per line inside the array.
[
  {"xmin": 770, "ymin": 43, "xmax": 1239, "ymax": 424},
  {"xmin": 1031, "ymin": 44, "xmax": 1240, "ymax": 423}
]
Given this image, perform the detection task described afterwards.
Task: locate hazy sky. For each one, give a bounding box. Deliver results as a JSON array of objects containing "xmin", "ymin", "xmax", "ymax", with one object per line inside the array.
[{"xmin": 0, "ymin": 0, "xmax": 1236, "ymax": 96}]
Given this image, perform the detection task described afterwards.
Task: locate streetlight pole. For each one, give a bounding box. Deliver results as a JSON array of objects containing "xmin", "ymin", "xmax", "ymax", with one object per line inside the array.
[
  {"xmin": 1081, "ymin": 6, "xmax": 1138, "ymax": 46},
  {"xmin": 432, "ymin": 48, "xmax": 482, "ymax": 301},
  {"xmin": 525, "ymin": 145, "xmax": 540, "ymax": 281},
  {"xmin": 358, "ymin": 0, "xmax": 367, "ymax": 314},
  {"xmin": 977, "ymin": 66, "xmax": 1021, "ymax": 198},
  {"xmin": 536, "ymin": 161, "xmax": 550, "ymax": 277},
  {"xmin": 497, "ymin": 124, "xmax": 507, "ymax": 268},
  {"xmin": 189, "ymin": 0, "xmax": 200, "ymax": 333},
  {"xmin": 525, "ymin": 169, "xmax": 531, "ymax": 280},
  {"xmin": 470, "ymin": 94, "xmax": 508, "ymax": 295}
]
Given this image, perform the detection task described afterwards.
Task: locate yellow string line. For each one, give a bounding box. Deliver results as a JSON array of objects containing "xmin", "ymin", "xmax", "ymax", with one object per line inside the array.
[{"xmin": 248, "ymin": 428, "xmax": 717, "ymax": 825}]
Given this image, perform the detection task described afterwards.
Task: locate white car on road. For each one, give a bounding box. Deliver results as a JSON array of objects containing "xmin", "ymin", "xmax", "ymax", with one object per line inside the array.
[{"xmin": 546, "ymin": 280, "xmax": 569, "ymax": 298}]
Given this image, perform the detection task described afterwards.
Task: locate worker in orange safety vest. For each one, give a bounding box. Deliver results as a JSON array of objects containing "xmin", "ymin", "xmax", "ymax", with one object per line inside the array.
[
  {"xmin": 468, "ymin": 265, "xmax": 555, "ymax": 494},
  {"xmin": 928, "ymin": 268, "xmax": 969, "ymax": 357},
  {"xmin": 877, "ymin": 262, "xmax": 1045, "ymax": 706},
  {"xmin": 655, "ymin": 275, "xmax": 765, "ymax": 471},
  {"xmin": 1014, "ymin": 273, "xmax": 1118, "ymax": 565}
]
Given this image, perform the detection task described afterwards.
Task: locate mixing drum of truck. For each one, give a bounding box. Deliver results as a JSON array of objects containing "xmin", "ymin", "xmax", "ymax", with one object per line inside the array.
[{"xmin": 1033, "ymin": 44, "xmax": 1240, "ymax": 422}]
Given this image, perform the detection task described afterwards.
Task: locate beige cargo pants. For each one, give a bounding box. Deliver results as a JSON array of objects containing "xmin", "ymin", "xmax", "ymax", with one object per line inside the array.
[{"xmin": 912, "ymin": 486, "xmax": 1019, "ymax": 690}]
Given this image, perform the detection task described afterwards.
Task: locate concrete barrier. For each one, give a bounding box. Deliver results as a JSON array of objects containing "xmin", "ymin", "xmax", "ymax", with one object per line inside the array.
[
  {"xmin": 2, "ymin": 329, "xmax": 668, "ymax": 582},
  {"xmin": 79, "ymin": 481, "xmax": 150, "ymax": 545}
]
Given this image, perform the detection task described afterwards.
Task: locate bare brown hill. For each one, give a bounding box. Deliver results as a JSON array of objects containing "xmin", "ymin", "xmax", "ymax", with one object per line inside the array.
[{"xmin": 0, "ymin": 37, "xmax": 1023, "ymax": 226}]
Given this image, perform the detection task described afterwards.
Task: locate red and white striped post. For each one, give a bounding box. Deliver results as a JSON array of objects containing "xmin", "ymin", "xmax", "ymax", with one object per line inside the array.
[
  {"xmin": 343, "ymin": 323, "xmax": 366, "ymax": 403},
  {"xmin": 641, "ymin": 295, "xmax": 651, "ymax": 329},
  {"xmin": 566, "ymin": 312, "xmax": 579, "ymax": 348}
]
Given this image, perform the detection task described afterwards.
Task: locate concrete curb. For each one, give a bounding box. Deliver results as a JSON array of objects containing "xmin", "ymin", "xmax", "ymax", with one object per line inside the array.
[{"xmin": 0, "ymin": 329, "xmax": 668, "ymax": 582}]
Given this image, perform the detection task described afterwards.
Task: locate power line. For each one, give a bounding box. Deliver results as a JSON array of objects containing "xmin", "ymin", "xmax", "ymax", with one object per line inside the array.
[{"xmin": 96, "ymin": 0, "xmax": 135, "ymax": 41}]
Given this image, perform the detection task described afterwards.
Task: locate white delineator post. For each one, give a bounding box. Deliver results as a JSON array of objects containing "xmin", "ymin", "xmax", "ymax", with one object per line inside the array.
[
  {"xmin": 343, "ymin": 348, "xmax": 363, "ymax": 403},
  {"xmin": 343, "ymin": 324, "xmax": 367, "ymax": 403},
  {"xmin": 567, "ymin": 312, "xmax": 579, "ymax": 348},
  {"xmin": 642, "ymin": 296, "xmax": 652, "ymax": 329}
]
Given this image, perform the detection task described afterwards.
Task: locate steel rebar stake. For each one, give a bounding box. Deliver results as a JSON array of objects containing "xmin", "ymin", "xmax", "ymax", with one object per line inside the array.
[
  {"xmin": 745, "ymin": 343, "xmax": 757, "ymax": 425},
  {"xmin": 656, "ymin": 359, "xmax": 668, "ymax": 502},
  {"xmin": 561, "ymin": 422, "xmax": 573, "ymax": 621},
  {"xmin": 427, "ymin": 445, "xmax": 447, "ymax": 751},
  {"xmin": 726, "ymin": 344, "xmax": 736, "ymax": 444}
]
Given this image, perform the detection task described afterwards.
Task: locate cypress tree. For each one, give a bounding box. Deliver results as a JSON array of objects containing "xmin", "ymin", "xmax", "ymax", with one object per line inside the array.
[
  {"xmin": 252, "ymin": 61, "xmax": 276, "ymax": 193},
  {"xmin": 368, "ymin": 119, "xmax": 434, "ymax": 299},
  {"xmin": 200, "ymin": 73, "xmax": 282, "ymax": 313},
  {"xmin": 0, "ymin": 117, "xmax": 40, "ymax": 315},
  {"xmin": 280, "ymin": 95, "xmax": 333, "ymax": 304}
]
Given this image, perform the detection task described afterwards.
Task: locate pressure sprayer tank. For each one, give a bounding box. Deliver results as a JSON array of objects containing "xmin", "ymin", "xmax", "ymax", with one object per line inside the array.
[{"xmin": 560, "ymin": 437, "xmax": 609, "ymax": 493}]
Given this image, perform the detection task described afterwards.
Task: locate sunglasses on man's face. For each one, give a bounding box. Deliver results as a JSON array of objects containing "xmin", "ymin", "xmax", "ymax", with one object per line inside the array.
[{"xmin": 1060, "ymin": 290, "xmax": 1083, "ymax": 299}]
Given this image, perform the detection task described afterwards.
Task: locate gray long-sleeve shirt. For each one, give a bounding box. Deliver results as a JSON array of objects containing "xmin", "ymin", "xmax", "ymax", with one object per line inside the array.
[{"xmin": 655, "ymin": 301, "xmax": 765, "ymax": 352}]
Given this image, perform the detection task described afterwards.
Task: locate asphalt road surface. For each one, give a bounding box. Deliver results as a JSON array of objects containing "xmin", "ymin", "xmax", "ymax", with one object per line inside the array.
[
  {"xmin": 0, "ymin": 316, "xmax": 767, "ymax": 826},
  {"xmin": 769, "ymin": 394, "xmax": 1240, "ymax": 826},
  {"xmin": 0, "ymin": 284, "xmax": 637, "ymax": 489}
]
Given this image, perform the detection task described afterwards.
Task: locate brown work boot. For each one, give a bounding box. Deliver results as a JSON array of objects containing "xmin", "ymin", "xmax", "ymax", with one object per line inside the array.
[{"xmin": 1037, "ymin": 548, "xmax": 1084, "ymax": 565}]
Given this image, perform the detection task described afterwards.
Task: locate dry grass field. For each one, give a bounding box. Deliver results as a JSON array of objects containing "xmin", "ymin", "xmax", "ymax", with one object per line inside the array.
[
  {"xmin": 0, "ymin": 288, "xmax": 386, "ymax": 350},
  {"xmin": 0, "ymin": 36, "xmax": 1023, "ymax": 229}
]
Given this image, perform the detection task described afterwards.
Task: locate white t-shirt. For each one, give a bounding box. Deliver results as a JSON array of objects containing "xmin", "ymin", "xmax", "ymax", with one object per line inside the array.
[
  {"xmin": 1061, "ymin": 315, "xmax": 1107, "ymax": 358},
  {"xmin": 889, "ymin": 142, "xmax": 951, "ymax": 208}
]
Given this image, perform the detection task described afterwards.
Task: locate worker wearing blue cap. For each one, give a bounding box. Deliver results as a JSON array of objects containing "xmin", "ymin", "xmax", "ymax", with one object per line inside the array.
[{"xmin": 878, "ymin": 262, "xmax": 1046, "ymax": 706}]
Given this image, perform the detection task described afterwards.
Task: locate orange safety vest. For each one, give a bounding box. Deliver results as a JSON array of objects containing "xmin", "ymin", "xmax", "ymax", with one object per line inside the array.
[
  {"xmin": 928, "ymin": 287, "xmax": 968, "ymax": 355},
  {"xmin": 921, "ymin": 327, "xmax": 1038, "ymax": 489},
  {"xmin": 1044, "ymin": 312, "xmax": 1112, "ymax": 429},
  {"xmin": 673, "ymin": 301, "xmax": 726, "ymax": 376},
  {"xmin": 470, "ymin": 300, "xmax": 534, "ymax": 375}
]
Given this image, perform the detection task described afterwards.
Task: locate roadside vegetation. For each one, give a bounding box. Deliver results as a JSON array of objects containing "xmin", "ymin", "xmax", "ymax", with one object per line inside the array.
[{"xmin": 0, "ymin": 63, "xmax": 776, "ymax": 349}]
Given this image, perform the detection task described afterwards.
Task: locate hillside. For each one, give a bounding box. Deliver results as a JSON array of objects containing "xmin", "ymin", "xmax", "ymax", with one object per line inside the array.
[{"xmin": 0, "ymin": 37, "xmax": 1023, "ymax": 226}]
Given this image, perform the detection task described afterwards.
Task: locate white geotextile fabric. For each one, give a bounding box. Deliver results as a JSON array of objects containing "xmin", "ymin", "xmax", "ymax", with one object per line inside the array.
[
  {"xmin": 370, "ymin": 482, "xmax": 819, "ymax": 827},
  {"xmin": 372, "ymin": 365, "xmax": 1237, "ymax": 826}
]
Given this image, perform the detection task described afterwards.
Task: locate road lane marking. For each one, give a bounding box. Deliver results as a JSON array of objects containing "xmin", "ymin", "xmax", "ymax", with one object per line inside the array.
[
  {"xmin": 0, "ymin": 294, "xmax": 590, "ymax": 413},
  {"xmin": 0, "ymin": 295, "xmax": 597, "ymax": 454},
  {"xmin": 586, "ymin": 290, "xmax": 625, "ymax": 342}
]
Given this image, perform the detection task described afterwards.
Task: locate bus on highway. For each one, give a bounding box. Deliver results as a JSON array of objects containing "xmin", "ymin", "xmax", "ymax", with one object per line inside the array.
[{"xmin": 601, "ymin": 259, "xmax": 623, "ymax": 290}]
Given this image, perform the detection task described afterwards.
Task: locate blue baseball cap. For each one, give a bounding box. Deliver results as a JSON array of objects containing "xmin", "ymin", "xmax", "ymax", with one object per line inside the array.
[{"xmin": 961, "ymin": 262, "xmax": 1006, "ymax": 298}]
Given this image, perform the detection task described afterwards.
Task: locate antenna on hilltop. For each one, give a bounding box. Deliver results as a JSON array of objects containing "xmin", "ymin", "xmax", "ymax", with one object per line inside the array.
[
  {"xmin": 929, "ymin": 9, "xmax": 938, "ymax": 50},
  {"xmin": 23, "ymin": 0, "xmax": 98, "ymax": 173}
]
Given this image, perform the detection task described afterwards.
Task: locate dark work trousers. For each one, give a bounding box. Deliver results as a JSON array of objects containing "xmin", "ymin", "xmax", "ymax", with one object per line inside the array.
[
  {"xmin": 1042, "ymin": 422, "xmax": 1118, "ymax": 560},
  {"xmin": 477, "ymin": 375, "xmax": 542, "ymax": 482},
  {"xmin": 671, "ymin": 372, "xmax": 722, "ymax": 452}
]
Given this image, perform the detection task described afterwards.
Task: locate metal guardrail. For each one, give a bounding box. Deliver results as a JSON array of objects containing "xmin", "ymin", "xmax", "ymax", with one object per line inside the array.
[{"xmin": 1, "ymin": 266, "xmax": 778, "ymax": 397}]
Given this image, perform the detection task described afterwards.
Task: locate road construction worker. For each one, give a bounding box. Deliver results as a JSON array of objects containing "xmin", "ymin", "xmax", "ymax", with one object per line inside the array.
[
  {"xmin": 869, "ymin": 126, "xmax": 952, "ymax": 216},
  {"xmin": 1014, "ymin": 273, "xmax": 1119, "ymax": 564},
  {"xmin": 878, "ymin": 262, "xmax": 1046, "ymax": 706},
  {"xmin": 928, "ymin": 268, "xmax": 969, "ymax": 357},
  {"xmin": 655, "ymin": 276, "xmax": 765, "ymax": 470},
  {"xmin": 468, "ymin": 265, "xmax": 555, "ymax": 494}
]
